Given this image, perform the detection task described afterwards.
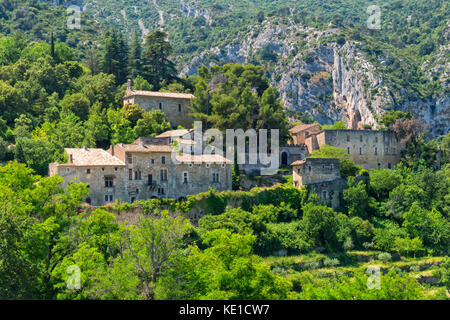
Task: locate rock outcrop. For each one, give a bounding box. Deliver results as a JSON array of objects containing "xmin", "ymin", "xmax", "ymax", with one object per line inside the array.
[{"xmin": 181, "ymin": 19, "xmax": 449, "ymax": 137}]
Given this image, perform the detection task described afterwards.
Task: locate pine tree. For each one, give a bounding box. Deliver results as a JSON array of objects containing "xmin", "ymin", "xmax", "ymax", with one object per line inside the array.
[
  {"xmin": 101, "ymin": 29, "xmax": 129, "ymax": 85},
  {"xmin": 142, "ymin": 30, "xmax": 177, "ymax": 90},
  {"xmin": 232, "ymin": 148, "xmax": 240, "ymax": 191},
  {"xmin": 129, "ymin": 29, "xmax": 142, "ymax": 79},
  {"xmin": 50, "ymin": 31, "xmax": 55, "ymax": 59}
]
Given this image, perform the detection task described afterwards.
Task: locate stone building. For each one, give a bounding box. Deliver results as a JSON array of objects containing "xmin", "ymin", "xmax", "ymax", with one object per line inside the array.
[
  {"xmin": 48, "ymin": 147, "xmax": 128, "ymax": 206},
  {"xmin": 292, "ymin": 158, "xmax": 340, "ymax": 187},
  {"xmin": 306, "ymin": 129, "xmax": 403, "ymax": 169},
  {"xmin": 49, "ymin": 133, "xmax": 232, "ymax": 206},
  {"xmin": 123, "ymin": 80, "xmax": 194, "ymax": 128},
  {"xmin": 291, "ymin": 157, "xmax": 366, "ymax": 209},
  {"xmin": 289, "ymin": 123, "xmax": 322, "ymax": 145}
]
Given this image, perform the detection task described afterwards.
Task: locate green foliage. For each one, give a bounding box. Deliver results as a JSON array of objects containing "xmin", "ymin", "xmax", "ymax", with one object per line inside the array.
[
  {"xmin": 378, "ymin": 252, "xmax": 392, "ymax": 263},
  {"xmin": 188, "ymin": 63, "xmax": 289, "ymax": 143},
  {"xmin": 343, "ymin": 179, "xmax": 371, "ymax": 219},
  {"xmin": 299, "ymin": 270, "xmax": 425, "ymax": 300},
  {"xmin": 310, "ymin": 145, "xmax": 361, "ymax": 178}
]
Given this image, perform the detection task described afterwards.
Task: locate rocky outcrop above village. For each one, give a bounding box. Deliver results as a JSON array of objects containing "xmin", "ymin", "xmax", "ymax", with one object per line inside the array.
[{"xmin": 181, "ymin": 19, "xmax": 449, "ymax": 137}]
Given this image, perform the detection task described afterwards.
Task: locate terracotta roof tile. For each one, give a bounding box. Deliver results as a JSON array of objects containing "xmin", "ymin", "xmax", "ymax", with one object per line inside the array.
[
  {"xmin": 290, "ymin": 123, "xmax": 321, "ymax": 134},
  {"xmin": 156, "ymin": 129, "xmax": 193, "ymax": 138},
  {"xmin": 63, "ymin": 148, "xmax": 125, "ymax": 166},
  {"xmin": 124, "ymin": 90, "xmax": 195, "ymax": 100}
]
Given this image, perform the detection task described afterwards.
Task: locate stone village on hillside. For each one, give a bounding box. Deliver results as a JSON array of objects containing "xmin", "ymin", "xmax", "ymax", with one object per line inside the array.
[{"xmin": 49, "ymin": 84, "xmax": 405, "ymax": 207}]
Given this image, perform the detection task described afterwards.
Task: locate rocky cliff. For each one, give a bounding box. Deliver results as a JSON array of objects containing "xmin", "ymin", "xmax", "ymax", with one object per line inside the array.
[{"xmin": 181, "ymin": 19, "xmax": 449, "ymax": 136}]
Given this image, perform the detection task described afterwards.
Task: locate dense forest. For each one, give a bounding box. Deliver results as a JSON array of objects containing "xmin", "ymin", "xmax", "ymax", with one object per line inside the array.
[{"xmin": 0, "ymin": 0, "xmax": 449, "ymax": 300}]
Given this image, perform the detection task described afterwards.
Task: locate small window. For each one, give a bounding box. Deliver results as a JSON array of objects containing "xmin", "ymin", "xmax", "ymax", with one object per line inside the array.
[
  {"xmin": 127, "ymin": 154, "xmax": 132, "ymax": 164},
  {"xmin": 102, "ymin": 167, "xmax": 105, "ymax": 171},
  {"xmin": 212, "ymin": 172, "xmax": 219, "ymax": 183},
  {"xmin": 308, "ymin": 166, "xmax": 311, "ymax": 172},
  {"xmin": 158, "ymin": 187, "xmax": 165, "ymax": 195},
  {"xmin": 115, "ymin": 167, "xmax": 118, "ymax": 171},
  {"xmin": 347, "ymin": 135, "xmax": 350, "ymax": 142},
  {"xmin": 375, "ymin": 137, "xmax": 378, "ymax": 143},
  {"xmin": 347, "ymin": 147, "xmax": 350, "ymax": 154},
  {"xmin": 104, "ymin": 176, "xmax": 113, "ymax": 188},
  {"xmin": 206, "ymin": 163, "xmax": 210, "ymax": 168},
  {"xmin": 129, "ymin": 169, "xmax": 133, "ymax": 180},
  {"xmin": 388, "ymin": 163, "xmax": 392, "ymax": 169},
  {"xmin": 360, "ymin": 136, "xmax": 363, "ymax": 142},
  {"xmin": 159, "ymin": 102, "xmax": 162, "ymax": 110},
  {"xmin": 297, "ymin": 169, "xmax": 301, "ymax": 174},
  {"xmin": 136, "ymin": 189, "xmax": 139, "ymax": 194},
  {"xmin": 104, "ymin": 195, "xmax": 113, "ymax": 202},
  {"xmin": 359, "ymin": 147, "xmax": 362, "ymax": 155},
  {"xmin": 188, "ymin": 163, "xmax": 193, "ymax": 168},
  {"xmin": 221, "ymin": 163, "xmax": 226, "ymax": 168},
  {"xmin": 86, "ymin": 169, "xmax": 91, "ymax": 174},
  {"xmin": 160, "ymin": 169, "xmax": 168, "ymax": 182},
  {"xmin": 178, "ymin": 104, "xmax": 182, "ymax": 112},
  {"xmin": 147, "ymin": 174, "xmax": 153, "ymax": 185},
  {"xmin": 86, "ymin": 197, "xmax": 91, "ymax": 204},
  {"xmin": 323, "ymin": 191, "xmax": 327, "ymax": 199},
  {"xmin": 183, "ymin": 172, "xmax": 189, "ymax": 183},
  {"xmin": 161, "ymin": 156, "xmax": 166, "ymax": 164},
  {"xmin": 374, "ymin": 147, "xmax": 377, "ymax": 155},
  {"xmin": 151, "ymin": 159, "xmax": 155, "ymax": 164}
]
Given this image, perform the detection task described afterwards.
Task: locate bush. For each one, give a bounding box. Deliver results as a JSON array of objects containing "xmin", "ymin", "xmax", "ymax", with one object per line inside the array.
[
  {"xmin": 378, "ymin": 252, "xmax": 392, "ymax": 263},
  {"xmin": 323, "ymin": 258, "xmax": 340, "ymax": 268}
]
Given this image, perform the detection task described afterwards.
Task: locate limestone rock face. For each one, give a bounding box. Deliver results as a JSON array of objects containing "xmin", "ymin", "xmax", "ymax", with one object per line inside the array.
[{"xmin": 181, "ymin": 19, "xmax": 449, "ymax": 137}]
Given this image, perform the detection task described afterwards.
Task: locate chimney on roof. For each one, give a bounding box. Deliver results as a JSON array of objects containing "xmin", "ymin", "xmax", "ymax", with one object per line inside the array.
[
  {"xmin": 127, "ymin": 79, "xmax": 132, "ymax": 92},
  {"xmin": 111, "ymin": 145, "xmax": 115, "ymax": 157},
  {"xmin": 69, "ymin": 154, "xmax": 73, "ymax": 163}
]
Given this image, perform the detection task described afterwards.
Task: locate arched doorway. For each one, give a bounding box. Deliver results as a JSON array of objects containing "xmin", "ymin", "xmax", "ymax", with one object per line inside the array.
[{"xmin": 281, "ymin": 151, "xmax": 288, "ymax": 166}]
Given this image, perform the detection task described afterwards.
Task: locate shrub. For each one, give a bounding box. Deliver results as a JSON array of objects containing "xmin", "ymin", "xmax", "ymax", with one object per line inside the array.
[
  {"xmin": 378, "ymin": 252, "xmax": 392, "ymax": 263},
  {"xmin": 323, "ymin": 258, "xmax": 340, "ymax": 268}
]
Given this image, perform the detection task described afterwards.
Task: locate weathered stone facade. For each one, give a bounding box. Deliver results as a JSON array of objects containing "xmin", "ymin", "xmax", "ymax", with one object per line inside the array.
[
  {"xmin": 310, "ymin": 129, "xmax": 404, "ymax": 169},
  {"xmin": 123, "ymin": 81, "xmax": 194, "ymax": 128},
  {"xmin": 289, "ymin": 123, "xmax": 322, "ymax": 145},
  {"xmin": 49, "ymin": 134, "xmax": 232, "ymax": 206},
  {"xmin": 292, "ymin": 158, "xmax": 340, "ymax": 187},
  {"xmin": 291, "ymin": 157, "xmax": 367, "ymax": 209}
]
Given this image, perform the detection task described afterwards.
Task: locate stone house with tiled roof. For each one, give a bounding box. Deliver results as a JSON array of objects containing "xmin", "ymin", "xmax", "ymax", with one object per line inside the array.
[
  {"xmin": 123, "ymin": 80, "xmax": 194, "ymax": 128},
  {"xmin": 49, "ymin": 133, "xmax": 232, "ymax": 206}
]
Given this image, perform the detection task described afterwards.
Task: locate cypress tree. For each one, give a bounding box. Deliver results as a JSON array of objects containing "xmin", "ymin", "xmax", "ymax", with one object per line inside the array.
[{"xmin": 129, "ymin": 29, "xmax": 142, "ymax": 79}]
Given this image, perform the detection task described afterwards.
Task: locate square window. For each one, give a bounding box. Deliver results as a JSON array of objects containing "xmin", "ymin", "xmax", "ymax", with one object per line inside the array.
[
  {"xmin": 104, "ymin": 176, "xmax": 113, "ymax": 187},
  {"xmin": 161, "ymin": 156, "xmax": 166, "ymax": 164},
  {"xmin": 86, "ymin": 169, "xmax": 91, "ymax": 174}
]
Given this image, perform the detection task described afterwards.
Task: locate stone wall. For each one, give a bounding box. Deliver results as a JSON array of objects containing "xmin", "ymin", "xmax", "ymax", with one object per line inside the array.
[
  {"xmin": 125, "ymin": 151, "xmax": 232, "ymax": 200},
  {"xmin": 315, "ymin": 129, "xmax": 403, "ymax": 169},
  {"xmin": 124, "ymin": 95, "xmax": 194, "ymax": 128},
  {"xmin": 51, "ymin": 164, "xmax": 128, "ymax": 206},
  {"xmin": 292, "ymin": 158, "xmax": 340, "ymax": 186}
]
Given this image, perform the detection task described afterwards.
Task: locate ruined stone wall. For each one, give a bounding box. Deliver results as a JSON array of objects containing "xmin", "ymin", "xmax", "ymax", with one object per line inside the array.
[
  {"xmin": 124, "ymin": 96, "xmax": 194, "ymax": 128},
  {"xmin": 317, "ymin": 130, "xmax": 403, "ymax": 169},
  {"xmin": 293, "ymin": 158, "xmax": 340, "ymax": 186}
]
